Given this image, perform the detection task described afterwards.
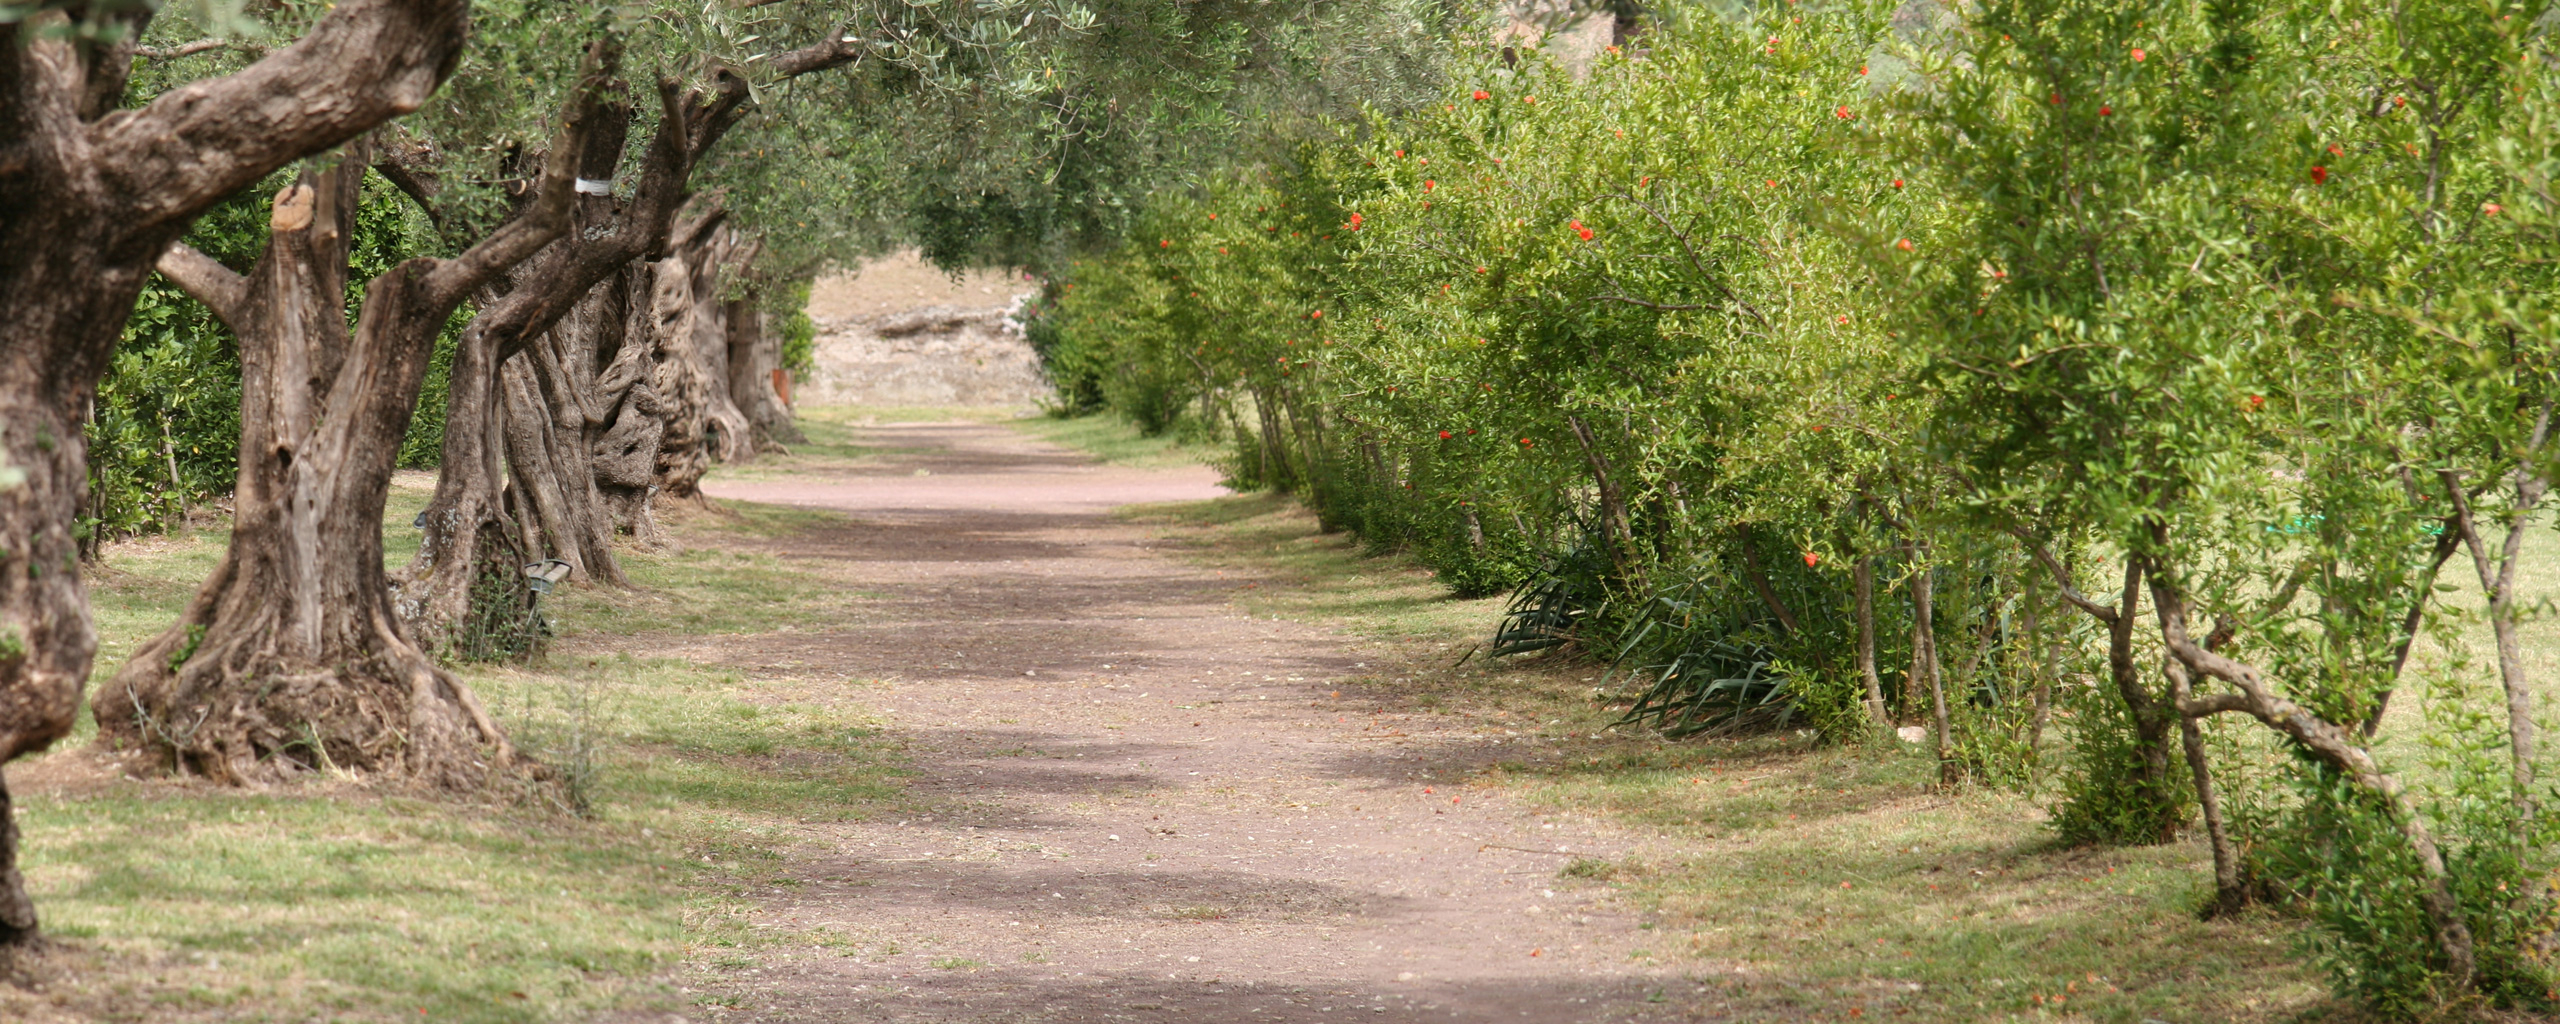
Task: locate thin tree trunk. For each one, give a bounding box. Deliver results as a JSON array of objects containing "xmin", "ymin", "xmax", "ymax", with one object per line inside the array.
[
  {"xmin": 2022, "ymin": 558, "xmax": 2052, "ymax": 758},
  {"xmin": 1737, "ymin": 527, "xmax": 1802, "ymax": 633},
  {"xmin": 2153, "ymin": 569, "xmax": 2476, "ymax": 989},
  {"xmin": 2365, "ymin": 527, "xmax": 2461, "ymax": 736},
  {"xmin": 726, "ymin": 288, "xmax": 805, "ymax": 447},
  {"xmin": 2441, "ymin": 405, "xmax": 2552, "ymax": 839},
  {"xmin": 1565, "ymin": 414, "xmax": 1636, "ymax": 576},
  {"xmin": 1912, "ymin": 547, "xmax": 1951, "ymax": 782},
  {"xmin": 2166, "ymin": 659, "xmax": 2246, "ymax": 915},
  {"xmin": 1254, "ymin": 385, "xmax": 1291, "ymax": 492},
  {"xmin": 2021, "ymin": 534, "xmax": 2184, "ymax": 841},
  {"xmin": 1856, "ymin": 553, "xmax": 1886, "ymax": 724}
]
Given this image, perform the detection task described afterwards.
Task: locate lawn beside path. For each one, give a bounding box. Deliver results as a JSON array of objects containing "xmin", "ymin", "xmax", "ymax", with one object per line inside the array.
[
  {"xmin": 1122, "ymin": 494, "xmax": 2334, "ymax": 1023},
  {"xmin": 2, "ymin": 453, "xmax": 915, "ymax": 1022},
  {"xmin": 0, "ymin": 407, "xmax": 2335, "ymax": 1023}
]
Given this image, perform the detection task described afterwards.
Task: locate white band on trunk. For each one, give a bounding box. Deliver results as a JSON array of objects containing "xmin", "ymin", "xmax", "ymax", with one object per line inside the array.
[{"xmin": 573, "ymin": 177, "xmax": 615, "ymax": 196}]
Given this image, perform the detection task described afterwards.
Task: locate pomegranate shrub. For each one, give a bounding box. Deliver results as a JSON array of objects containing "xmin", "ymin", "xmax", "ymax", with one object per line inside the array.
[{"xmin": 1033, "ymin": 0, "xmax": 2560, "ymax": 1014}]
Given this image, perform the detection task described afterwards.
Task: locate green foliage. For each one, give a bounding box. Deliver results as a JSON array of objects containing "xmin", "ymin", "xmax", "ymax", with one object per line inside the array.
[
  {"xmin": 453, "ymin": 537, "xmax": 548, "ymax": 664},
  {"xmin": 771, "ymin": 279, "xmax": 818, "ymax": 379},
  {"xmin": 1048, "ymin": 0, "xmax": 2560, "ymax": 1014},
  {"xmin": 2048, "ymin": 684, "xmax": 2191, "ymax": 847}
]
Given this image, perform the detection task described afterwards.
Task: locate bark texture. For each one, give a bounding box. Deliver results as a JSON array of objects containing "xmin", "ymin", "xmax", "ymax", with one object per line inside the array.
[
  {"xmin": 648, "ymin": 208, "xmax": 760, "ymax": 501},
  {"xmin": 0, "ymin": 0, "xmax": 469, "ymax": 943},
  {"xmin": 1853, "ymin": 554, "xmax": 1886, "ymax": 724},
  {"xmin": 99, "ymin": 71, "xmax": 600, "ymax": 786},
  {"xmin": 726, "ymin": 289, "xmax": 806, "ymax": 448},
  {"xmin": 397, "ymin": 73, "xmax": 752, "ymax": 650}
]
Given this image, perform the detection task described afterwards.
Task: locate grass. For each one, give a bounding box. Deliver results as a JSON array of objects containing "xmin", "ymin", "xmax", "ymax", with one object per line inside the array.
[
  {"xmin": 1009, "ymin": 412, "xmax": 1227, "ymax": 470},
  {"xmin": 1125, "ymin": 493, "xmax": 2340, "ymax": 1023},
  {"xmin": 25, "ymin": 409, "xmax": 2514, "ymax": 1022},
  {"xmin": 10, "ymin": 490, "xmax": 909, "ymax": 1023}
]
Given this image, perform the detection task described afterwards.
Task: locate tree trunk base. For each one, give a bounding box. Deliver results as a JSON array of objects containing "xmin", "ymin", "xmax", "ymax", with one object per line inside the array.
[
  {"xmin": 0, "ymin": 769, "xmax": 35, "ymax": 948},
  {"xmin": 100, "ymin": 625, "xmax": 511, "ymax": 790}
]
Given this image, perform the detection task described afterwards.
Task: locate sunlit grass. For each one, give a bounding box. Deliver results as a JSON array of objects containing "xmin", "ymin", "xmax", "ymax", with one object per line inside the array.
[
  {"xmin": 1010, "ymin": 412, "xmax": 1225, "ymax": 470},
  {"xmin": 1130, "ymin": 492, "xmax": 2339, "ymax": 1022},
  {"xmin": 14, "ymin": 491, "xmax": 909, "ymax": 1023}
]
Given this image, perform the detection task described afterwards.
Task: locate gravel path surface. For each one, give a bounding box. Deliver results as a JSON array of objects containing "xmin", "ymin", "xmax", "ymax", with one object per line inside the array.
[{"xmin": 678, "ymin": 420, "xmax": 1686, "ymax": 1023}]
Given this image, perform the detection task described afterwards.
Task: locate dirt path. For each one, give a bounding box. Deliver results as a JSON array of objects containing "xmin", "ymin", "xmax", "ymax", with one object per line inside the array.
[{"xmin": 666, "ymin": 420, "xmax": 1687, "ymax": 1023}]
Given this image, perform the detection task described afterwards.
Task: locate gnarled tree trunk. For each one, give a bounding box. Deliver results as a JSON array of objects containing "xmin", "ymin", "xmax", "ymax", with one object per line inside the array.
[
  {"xmin": 397, "ymin": 74, "xmax": 752, "ymax": 651},
  {"xmin": 590, "ymin": 267, "xmax": 672, "ymax": 542},
  {"xmin": 99, "ymin": 76, "xmax": 601, "ymax": 787},
  {"xmin": 648, "ymin": 208, "xmax": 759, "ymax": 502},
  {"xmin": 0, "ymin": 0, "xmax": 468, "ymax": 943},
  {"xmin": 727, "ymin": 287, "xmax": 806, "ymax": 448}
]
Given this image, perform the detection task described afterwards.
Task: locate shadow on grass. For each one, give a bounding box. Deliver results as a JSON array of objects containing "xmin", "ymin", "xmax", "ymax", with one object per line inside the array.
[{"xmin": 1122, "ymin": 490, "xmax": 2347, "ymax": 1024}]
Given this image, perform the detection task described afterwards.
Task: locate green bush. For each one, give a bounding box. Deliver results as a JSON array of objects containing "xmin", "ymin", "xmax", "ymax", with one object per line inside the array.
[
  {"xmin": 1043, "ymin": 1, "xmax": 2560, "ymax": 1014},
  {"xmin": 2046, "ymin": 686, "xmax": 2191, "ymax": 848}
]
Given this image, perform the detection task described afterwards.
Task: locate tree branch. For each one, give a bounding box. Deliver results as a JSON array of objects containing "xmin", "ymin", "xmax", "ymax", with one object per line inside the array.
[
  {"xmin": 768, "ymin": 26, "xmax": 866, "ymax": 80},
  {"xmin": 463, "ymin": 67, "xmax": 749, "ymax": 366},
  {"xmin": 153, "ymin": 241, "xmax": 249, "ymax": 326},
  {"xmin": 2010, "ymin": 528, "xmax": 2119, "ymax": 624},
  {"xmin": 371, "ymin": 132, "xmax": 449, "ymax": 231},
  {"xmin": 97, "ymin": 0, "xmax": 471, "ymax": 233},
  {"xmin": 78, "ymin": 9, "xmax": 158, "ymax": 121},
  {"xmin": 2147, "ymin": 562, "xmax": 2476, "ymax": 986},
  {"xmin": 422, "ymin": 40, "xmax": 617, "ymax": 304},
  {"xmin": 134, "ymin": 39, "xmax": 235, "ymax": 61}
]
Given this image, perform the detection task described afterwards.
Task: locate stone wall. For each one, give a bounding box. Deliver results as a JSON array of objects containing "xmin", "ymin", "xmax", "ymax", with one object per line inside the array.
[{"xmin": 798, "ymin": 251, "xmax": 1049, "ymax": 409}]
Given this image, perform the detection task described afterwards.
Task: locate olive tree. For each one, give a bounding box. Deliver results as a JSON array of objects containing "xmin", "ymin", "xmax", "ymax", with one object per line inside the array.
[{"xmin": 0, "ymin": 0, "xmax": 474, "ymax": 945}]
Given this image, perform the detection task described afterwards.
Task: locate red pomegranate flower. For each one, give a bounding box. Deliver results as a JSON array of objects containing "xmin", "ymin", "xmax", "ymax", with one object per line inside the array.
[
  {"xmin": 2311, "ymin": 166, "xmax": 2328, "ymax": 185},
  {"xmin": 1472, "ymin": 89, "xmax": 1489, "ymax": 101},
  {"xmin": 1438, "ymin": 431, "xmax": 1453, "ymax": 440}
]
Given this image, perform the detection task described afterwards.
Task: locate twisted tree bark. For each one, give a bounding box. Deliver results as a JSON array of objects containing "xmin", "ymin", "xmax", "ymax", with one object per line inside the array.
[
  {"xmin": 396, "ymin": 73, "xmax": 752, "ymax": 651},
  {"xmin": 648, "ymin": 209, "xmax": 760, "ymax": 502},
  {"xmin": 2152, "ymin": 566, "xmax": 2478, "ymax": 990},
  {"xmin": 0, "ymin": 0, "xmax": 469, "ymax": 943},
  {"xmin": 98, "ymin": 65, "xmax": 604, "ymax": 787}
]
